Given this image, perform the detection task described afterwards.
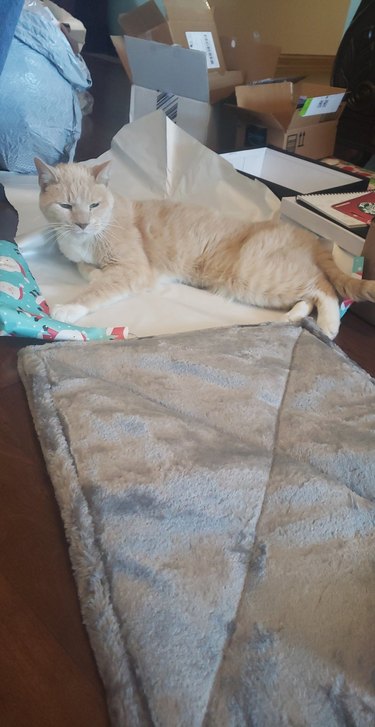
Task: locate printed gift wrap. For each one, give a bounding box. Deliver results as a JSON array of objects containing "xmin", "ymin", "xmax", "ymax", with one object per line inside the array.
[
  {"xmin": 339, "ymin": 255, "xmax": 364, "ymax": 319},
  {"xmin": 0, "ymin": 239, "xmax": 128, "ymax": 341}
]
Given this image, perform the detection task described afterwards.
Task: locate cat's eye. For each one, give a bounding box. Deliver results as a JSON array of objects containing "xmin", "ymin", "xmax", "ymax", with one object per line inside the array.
[
  {"xmin": 90, "ymin": 202, "xmax": 100, "ymax": 209},
  {"xmin": 59, "ymin": 203, "xmax": 72, "ymax": 209}
]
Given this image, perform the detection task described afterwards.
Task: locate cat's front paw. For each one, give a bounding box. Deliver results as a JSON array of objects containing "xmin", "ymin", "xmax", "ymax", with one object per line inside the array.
[{"xmin": 51, "ymin": 303, "xmax": 88, "ymax": 323}]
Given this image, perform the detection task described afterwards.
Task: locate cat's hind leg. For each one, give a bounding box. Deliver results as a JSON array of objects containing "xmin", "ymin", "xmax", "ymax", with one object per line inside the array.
[
  {"xmin": 284, "ymin": 291, "xmax": 340, "ymax": 339},
  {"xmin": 284, "ymin": 300, "xmax": 313, "ymax": 325},
  {"xmin": 314, "ymin": 286, "xmax": 340, "ymax": 339}
]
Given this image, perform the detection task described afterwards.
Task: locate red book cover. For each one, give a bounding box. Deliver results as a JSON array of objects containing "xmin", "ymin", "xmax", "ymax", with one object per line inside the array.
[{"xmin": 332, "ymin": 191, "xmax": 375, "ymax": 225}]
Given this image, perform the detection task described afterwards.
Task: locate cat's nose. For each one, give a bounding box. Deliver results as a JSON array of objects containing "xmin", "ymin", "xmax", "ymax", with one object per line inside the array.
[{"xmin": 77, "ymin": 222, "xmax": 88, "ymax": 229}]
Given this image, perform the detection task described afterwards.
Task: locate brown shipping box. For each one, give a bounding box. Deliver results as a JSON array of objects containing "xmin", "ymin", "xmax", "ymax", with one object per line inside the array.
[
  {"xmin": 230, "ymin": 81, "xmax": 347, "ymax": 159},
  {"xmin": 117, "ymin": 0, "xmax": 243, "ymax": 103}
]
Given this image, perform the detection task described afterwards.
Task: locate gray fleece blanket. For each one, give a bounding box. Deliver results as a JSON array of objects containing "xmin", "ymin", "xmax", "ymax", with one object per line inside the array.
[{"xmin": 18, "ymin": 323, "xmax": 375, "ymax": 727}]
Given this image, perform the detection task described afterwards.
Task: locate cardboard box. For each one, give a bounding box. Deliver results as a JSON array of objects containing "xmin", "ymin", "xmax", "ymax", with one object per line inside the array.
[
  {"xmin": 219, "ymin": 36, "xmax": 280, "ymax": 84},
  {"xmin": 44, "ymin": 0, "xmax": 86, "ymax": 51},
  {"xmin": 119, "ymin": 0, "xmax": 225, "ymax": 68},
  {"xmin": 117, "ymin": 0, "xmax": 243, "ymax": 103},
  {"xmin": 228, "ymin": 81, "xmax": 346, "ymax": 159},
  {"xmin": 112, "ymin": 0, "xmax": 283, "ymax": 154},
  {"xmin": 212, "ymin": 4, "xmax": 280, "ymax": 84},
  {"xmin": 123, "ymin": 35, "xmax": 215, "ymax": 147},
  {"xmin": 220, "ymin": 146, "xmax": 367, "ymax": 200}
]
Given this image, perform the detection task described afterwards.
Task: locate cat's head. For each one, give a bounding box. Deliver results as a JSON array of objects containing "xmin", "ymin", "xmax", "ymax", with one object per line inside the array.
[{"xmin": 35, "ymin": 158, "xmax": 114, "ymax": 236}]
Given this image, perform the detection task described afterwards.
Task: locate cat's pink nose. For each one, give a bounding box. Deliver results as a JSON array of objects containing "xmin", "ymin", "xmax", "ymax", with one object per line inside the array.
[{"xmin": 77, "ymin": 222, "xmax": 88, "ymax": 229}]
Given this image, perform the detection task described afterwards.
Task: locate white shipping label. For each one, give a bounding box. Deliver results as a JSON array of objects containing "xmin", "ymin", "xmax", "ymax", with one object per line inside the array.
[
  {"xmin": 299, "ymin": 92, "xmax": 345, "ymax": 117},
  {"xmin": 185, "ymin": 31, "xmax": 220, "ymax": 69}
]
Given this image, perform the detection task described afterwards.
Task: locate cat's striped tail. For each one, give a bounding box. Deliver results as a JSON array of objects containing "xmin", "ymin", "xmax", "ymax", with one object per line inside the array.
[{"xmin": 317, "ymin": 248, "xmax": 375, "ymax": 302}]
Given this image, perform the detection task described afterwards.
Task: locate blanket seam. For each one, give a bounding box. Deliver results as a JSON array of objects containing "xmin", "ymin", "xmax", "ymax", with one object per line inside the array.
[{"xmin": 201, "ymin": 328, "xmax": 302, "ymax": 726}]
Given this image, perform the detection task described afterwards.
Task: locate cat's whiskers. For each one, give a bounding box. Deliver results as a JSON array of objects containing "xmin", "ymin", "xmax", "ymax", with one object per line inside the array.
[
  {"xmin": 95, "ymin": 224, "xmax": 126, "ymax": 240},
  {"xmin": 97, "ymin": 222, "xmax": 126, "ymax": 230},
  {"xmin": 39, "ymin": 227, "xmax": 66, "ymax": 243},
  {"xmin": 54, "ymin": 229, "xmax": 76, "ymax": 246},
  {"xmin": 53, "ymin": 225, "xmax": 74, "ymax": 236},
  {"xmin": 42, "ymin": 223, "xmax": 76, "ymax": 243}
]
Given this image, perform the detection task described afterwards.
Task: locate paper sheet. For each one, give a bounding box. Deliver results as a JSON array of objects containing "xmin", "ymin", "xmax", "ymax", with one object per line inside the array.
[{"xmin": 0, "ymin": 111, "xmax": 285, "ymax": 338}]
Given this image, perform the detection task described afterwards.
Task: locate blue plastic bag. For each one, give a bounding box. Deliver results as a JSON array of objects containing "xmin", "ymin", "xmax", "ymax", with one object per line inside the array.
[{"xmin": 0, "ymin": 3, "xmax": 92, "ymax": 173}]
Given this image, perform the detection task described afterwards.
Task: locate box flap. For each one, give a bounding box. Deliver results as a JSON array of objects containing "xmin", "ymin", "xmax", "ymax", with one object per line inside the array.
[
  {"xmin": 124, "ymin": 35, "xmax": 209, "ymax": 103},
  {"xmin": 284, "ymin": 82, "xmax": 346, "ymax": 130},
  {"xmin": 294, "ymin": 81, "xmax": 346, "ymax": 100},
  {"xmin": 293, "ymin": 82, "xmax": 346, "ymax": 117},
  {"xmin": 235, "ymin": 82, "xmax": 295, "ymax": 130},
  {"xmin": 235, "ymin": 80, "xmax": 347, "ymax": 134},
  {"xmin": 118, "ymin": 1, "xmax": 168, "ymax": 38},
  {"xmin": 287, "ymin": 104, "xmax": 346, "ymax": 131},
  {"xmin": 119, "ymin": 0, "xmax": 226, "ymax": 73},
  {"xmin": 111, "ymin": 35, "xmax": 132, "ymax": 79},
  {"xmin": 209, "ymin": 69, "xmax": 243, "ymax": 104},
  {"xmin": 219, "ymin": 36, "xmax": 280, "ymax": 82},
  {"xmin": 164, "ymin": 0, "xmax": 214, "ymax": 21},
  {"xmin": 168, "ymin": 20, "xmax": 226, "ymax": 71},
  {"xmin": 212, "ymin": 3, "xmax": 279, "ymax": 81}
]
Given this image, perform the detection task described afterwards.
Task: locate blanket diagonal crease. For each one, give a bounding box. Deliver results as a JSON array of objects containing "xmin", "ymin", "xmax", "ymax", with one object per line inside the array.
[{"xmin": 18, "ymin": 323, "xmax": 375, "ymax": 727}]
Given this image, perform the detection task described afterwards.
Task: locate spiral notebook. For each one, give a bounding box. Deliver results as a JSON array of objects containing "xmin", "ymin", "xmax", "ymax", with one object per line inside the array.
[{"xmin": 296, "ymin": 190, "xmax": 375, "ymax": 228}]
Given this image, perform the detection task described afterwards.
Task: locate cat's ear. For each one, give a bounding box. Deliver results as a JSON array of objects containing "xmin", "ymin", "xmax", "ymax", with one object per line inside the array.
[
  {"xmin": 91, "ymin": 160, "xmax": 111, "ymax": 187},
  {"xmin": 34, "ymin": 158, "xmax": 58, "ymax": 190}
]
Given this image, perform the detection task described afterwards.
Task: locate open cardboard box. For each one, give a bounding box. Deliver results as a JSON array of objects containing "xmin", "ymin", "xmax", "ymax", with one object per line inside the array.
[
  {"xmin": 227, "ymin": 80, "xmax": 347, "ymax": 159},
  {"xmin": 123, "ymin": 35, "xmax": 215, "ymax": 147},
  {"xmin": 115, "ymin": 0, "xmax": 243, "ymax": 104},
  {"xmin": 111, "ymin": 1, "xmax": 284, "ymax": 150}
]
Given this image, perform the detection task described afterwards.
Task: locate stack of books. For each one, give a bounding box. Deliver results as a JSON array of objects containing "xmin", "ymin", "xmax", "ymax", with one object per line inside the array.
[{"xmin": 295, "ymin": 190, "xmax": 375, "ymax": 229}]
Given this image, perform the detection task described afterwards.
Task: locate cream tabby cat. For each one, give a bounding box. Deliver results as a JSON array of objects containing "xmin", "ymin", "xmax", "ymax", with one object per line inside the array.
[{"xmin": 35, "ymin": 157, "xmax": 375, "ymax": 339}]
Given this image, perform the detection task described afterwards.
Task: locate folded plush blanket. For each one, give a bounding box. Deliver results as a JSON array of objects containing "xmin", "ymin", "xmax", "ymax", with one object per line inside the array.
[{"xmin": 18, "ymin": 323, "xmax": 375, "ymax": 726}]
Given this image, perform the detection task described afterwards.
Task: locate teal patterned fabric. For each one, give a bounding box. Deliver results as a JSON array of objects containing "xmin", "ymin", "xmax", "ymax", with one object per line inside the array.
[{"xmin": 0, "ymin": 239, "xmax": 128, "ymax": 341}]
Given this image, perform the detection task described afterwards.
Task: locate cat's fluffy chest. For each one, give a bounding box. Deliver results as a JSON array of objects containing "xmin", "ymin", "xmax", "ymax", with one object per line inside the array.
[{"xmin": 57, "ymin": 232, "xmax": 96, "ymax": 264}]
